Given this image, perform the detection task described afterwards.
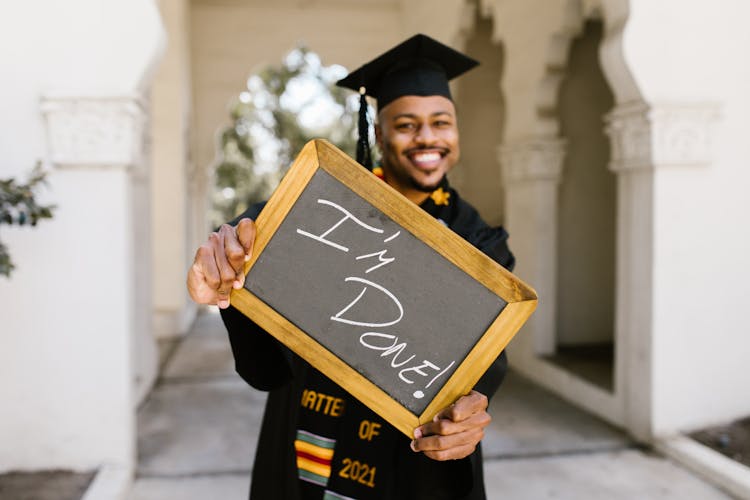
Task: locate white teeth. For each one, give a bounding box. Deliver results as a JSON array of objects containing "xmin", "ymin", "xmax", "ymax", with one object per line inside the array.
[{"xmin": 413, "ymin": 152, "xmax": 441, "ymax": 162}]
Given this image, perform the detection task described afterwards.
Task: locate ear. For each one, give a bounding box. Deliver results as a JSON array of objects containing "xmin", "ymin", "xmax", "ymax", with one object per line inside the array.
[{"xmin": 374, "ymin": 122, "xmax": 383, "ymax": 149}]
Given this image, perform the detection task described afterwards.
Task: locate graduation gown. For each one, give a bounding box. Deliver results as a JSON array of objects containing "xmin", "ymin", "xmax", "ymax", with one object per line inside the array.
[{"xmin": 220, "ymin": 179, "xmax": 515, "ymax": 500}]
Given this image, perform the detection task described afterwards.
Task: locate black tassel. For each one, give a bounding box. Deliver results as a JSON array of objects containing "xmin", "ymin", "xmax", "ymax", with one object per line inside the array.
[{"xmin": 356, "ymin": 87, "xmax": 372, "ymax": 169}]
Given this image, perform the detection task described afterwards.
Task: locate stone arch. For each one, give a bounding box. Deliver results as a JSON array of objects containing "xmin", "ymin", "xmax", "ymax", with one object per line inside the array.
[
  {"xmin": 450, "ymin": 1, "xmax": 508, "ymax": 226},
  {"xmin": 482, "ymin": 0, "xmax": 639, "ymax": 138},
  {"xmin": 481, "ymin": 2, "xmax": 621, "ymax": 383},
  {"xmin": 554, "ymin": 17, "xmax": 617, "ymax": 390},
  {"xmin": 531, "ymin": 0, "xmax": 587, "ymax": 138},
  {"xmin": 597, "ymin": 0, "xmax": 643, "ymax": 105},
  {"xmin": 472, "ymin": 0, "xmax": 657, "ymax": 433}
]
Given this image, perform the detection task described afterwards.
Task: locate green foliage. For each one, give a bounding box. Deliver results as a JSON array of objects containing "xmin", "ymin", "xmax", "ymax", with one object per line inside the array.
[
  {"xmin": 211, "ymin": 46, "xmax": 371, "ymax": 226},
  {"xmin": 0, "ymin": 162, "xmax": 56, "ymax": 277}
]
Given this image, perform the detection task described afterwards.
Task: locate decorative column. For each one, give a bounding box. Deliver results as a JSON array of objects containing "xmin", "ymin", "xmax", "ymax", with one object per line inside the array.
[
  {"xmin": 38, "ymin": 94, "xmax": 157, "ymax": 472},
  {"xmin": 499, "ymin": 137, "xmax": 566, "ymax": 357},
  {"xmin": 604, "ymin": 100, "xmax": 719, "ymax": 440}
]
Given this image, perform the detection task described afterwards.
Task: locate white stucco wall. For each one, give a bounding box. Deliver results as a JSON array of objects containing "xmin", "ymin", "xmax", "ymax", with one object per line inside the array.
[
  {"xmin": 152, "ymin": 0, "xmax": 197, "ymax": 339},
  {"xmin": 0, "ymin": 168, "xmax": 137, "ymax": 470},
  {"xmin": 623, "ymin": 0, "xmax": 750, "ymax": 433},
  {"xmin": 0, "ymin": 0, "xmax": 163, "ymax": 471}
]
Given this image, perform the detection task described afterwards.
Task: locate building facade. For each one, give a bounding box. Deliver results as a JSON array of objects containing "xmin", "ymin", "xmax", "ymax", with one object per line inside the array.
[{"xmin": 1, "ymin": 0, "xmax": 748, "ymax": 495}]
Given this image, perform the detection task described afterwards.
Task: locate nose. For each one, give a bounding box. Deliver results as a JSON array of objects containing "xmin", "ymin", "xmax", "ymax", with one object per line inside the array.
[{"xmin": 415, "ymin": 124, "xmax": 437, "ymax": 145}]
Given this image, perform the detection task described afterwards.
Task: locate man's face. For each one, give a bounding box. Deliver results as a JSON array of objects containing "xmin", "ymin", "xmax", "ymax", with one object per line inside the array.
[{"xmin": 375, "ymin": 95, "xmax": 460, "ymax": 203}]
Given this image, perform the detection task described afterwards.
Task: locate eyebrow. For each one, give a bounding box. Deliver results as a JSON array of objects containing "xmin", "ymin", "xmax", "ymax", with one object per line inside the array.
[{"xmin": 392, "ymin": 111, "xmax": 454, "ymax": 120}]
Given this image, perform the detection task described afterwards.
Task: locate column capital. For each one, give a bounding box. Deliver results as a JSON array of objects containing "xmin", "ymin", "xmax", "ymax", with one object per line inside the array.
[
  {"xmin": 40, "ymin": 94, "xmax": 147, "ymax": 171},
  {"xmin": 498, "ymin": 137, "xmax": 567, "ymax": 184},
  {"xmin": 605, "ymin": 101, "xmax": 721, "ymax": 173}
]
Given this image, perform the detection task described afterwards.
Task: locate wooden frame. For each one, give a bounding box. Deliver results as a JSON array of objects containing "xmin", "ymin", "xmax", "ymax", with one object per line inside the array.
[{"xmin": 230, "ymin": 139, "xmax": 537, "ymax": 437}]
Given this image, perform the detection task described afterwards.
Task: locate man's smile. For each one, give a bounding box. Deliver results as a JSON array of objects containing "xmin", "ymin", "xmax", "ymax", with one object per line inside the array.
[{"xmin": 406, "ymin": 149, "xmax": 449, "ymax": 170}]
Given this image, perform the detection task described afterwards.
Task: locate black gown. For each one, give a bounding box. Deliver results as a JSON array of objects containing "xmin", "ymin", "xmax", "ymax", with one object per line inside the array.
[{"xmin": 220, "ymin": 179, "xmax": 515, "ymax": 500}]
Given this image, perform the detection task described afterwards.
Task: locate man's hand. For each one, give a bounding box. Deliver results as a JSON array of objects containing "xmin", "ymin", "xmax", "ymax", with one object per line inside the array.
[
  {"xmin": 187, "ymin": 218, "xmax": 256, "ymax": 309},
  {"xmin": 410, "ymin": 390, "xmax": 491, "ymax": 461}
]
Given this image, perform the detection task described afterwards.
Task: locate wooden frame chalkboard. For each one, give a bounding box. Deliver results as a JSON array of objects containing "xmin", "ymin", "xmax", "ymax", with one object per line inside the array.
[{"xmin": 230, "ymin": 139, "xmax": 537, "ymax": 437}]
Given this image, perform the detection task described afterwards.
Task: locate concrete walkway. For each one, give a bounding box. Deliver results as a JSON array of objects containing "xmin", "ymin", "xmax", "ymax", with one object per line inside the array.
[{"xmin": 128, "ymin": 311, "xmax": 735, "ymax": 499}]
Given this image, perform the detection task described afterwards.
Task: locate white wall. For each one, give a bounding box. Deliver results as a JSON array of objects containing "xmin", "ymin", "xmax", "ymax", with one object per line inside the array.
[
  {"xmin": 0, "ymin": 168, "xmax": 136, "ymax": 470},
  {"xmin": 152, "ymin": 0, "xmax": 197, "ymax": 339},
  {"xmin": 0, "ymin": 0, "xmax": 163, "ymax": 471},
  {"xmin": 623, "ymin": 0, "xmax": 750, "ymax": 433}
]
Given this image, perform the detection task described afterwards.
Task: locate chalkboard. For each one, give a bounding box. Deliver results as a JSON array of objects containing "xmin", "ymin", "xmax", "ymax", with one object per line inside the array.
[{"xmin": 230, "ymin": 139, "xmax": 537, "ymax": 437}]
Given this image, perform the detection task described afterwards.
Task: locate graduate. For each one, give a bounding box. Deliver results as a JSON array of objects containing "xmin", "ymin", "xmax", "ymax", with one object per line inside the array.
[{"xmin": 188, "ymin": 34, "xmax": 515, "ymax": 500}]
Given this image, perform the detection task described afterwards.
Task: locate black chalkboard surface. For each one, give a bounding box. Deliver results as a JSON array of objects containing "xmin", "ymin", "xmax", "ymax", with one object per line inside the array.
[{"xmin": 230, "ymin": 139, "xmax": 537, "ymax": 436}]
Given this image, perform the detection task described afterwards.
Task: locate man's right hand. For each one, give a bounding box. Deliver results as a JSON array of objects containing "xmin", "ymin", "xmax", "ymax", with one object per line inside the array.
[{"xmin": 187, "ymin": 218, "xmax": 256, "ymax": 309}]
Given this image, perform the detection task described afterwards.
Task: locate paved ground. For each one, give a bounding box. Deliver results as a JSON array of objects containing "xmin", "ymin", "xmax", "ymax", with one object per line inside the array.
[
  {"xmin": 0, "ymin": 470, "xmax": 95, "ymax": 500},
  {"xmin": 127, "ymin": 310, "xmax": 734, "ymax": 500}
]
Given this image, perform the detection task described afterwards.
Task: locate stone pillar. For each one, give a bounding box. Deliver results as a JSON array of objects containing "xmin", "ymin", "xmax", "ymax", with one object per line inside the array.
[
  {"xmin": 499, "ymin": 137, "xmax": 566, "ymax": 357},
  {"xmin": 39, "ymin": 93, "xmax": 157, "ymax": 462},
  {"xmin": 604, "ymin": 101, "xmax": 655, "ymax": 440},
  {"xmin": 605, "ymin": 100, "xmax": 719, "ymax": 440}
]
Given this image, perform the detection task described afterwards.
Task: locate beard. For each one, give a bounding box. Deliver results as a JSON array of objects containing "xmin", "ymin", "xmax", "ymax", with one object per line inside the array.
[
  {"xmin": 377, "ymin": 140, "xmax": 456, "ymax": 199},
  {"xmin": 409, "ymin": 174, "xmax": 445, "ymax": 193},
  {"xmin": 400, "ymin": 145, "xmax": 450, "ymax": 192}
]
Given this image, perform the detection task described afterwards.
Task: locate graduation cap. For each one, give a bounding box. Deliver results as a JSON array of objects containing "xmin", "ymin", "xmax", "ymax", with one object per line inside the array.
[{"xmin": 336, "ymin": 33, "xmax": 479, "ymax": 169}]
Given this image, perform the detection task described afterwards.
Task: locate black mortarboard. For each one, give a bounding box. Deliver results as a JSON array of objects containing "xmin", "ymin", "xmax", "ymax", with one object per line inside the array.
[{"xmin": 336, "ymin": 33, "xmax": 479, "ymax": 169}]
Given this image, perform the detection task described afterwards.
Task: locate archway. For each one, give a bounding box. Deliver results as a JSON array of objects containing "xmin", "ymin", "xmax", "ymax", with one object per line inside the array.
[
  {"xmin": 452, "ymin": 13, "xmax": 506, "ymax": 226},
  {"xmin": 550, "ymin": 19, "xmax": 616, "ymax": 391}
]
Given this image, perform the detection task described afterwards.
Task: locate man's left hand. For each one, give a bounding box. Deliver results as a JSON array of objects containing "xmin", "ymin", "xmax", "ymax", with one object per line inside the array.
[{"xmin": 410, "ymin": 390, "xmax": 491, "ymax": 461}]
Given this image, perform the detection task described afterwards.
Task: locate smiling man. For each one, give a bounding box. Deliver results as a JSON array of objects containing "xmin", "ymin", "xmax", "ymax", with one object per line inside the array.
[
  {"xmin": 187, "ymin": 34, "xmax": 515, "ymax": 500},
  {"xmin": 375, "ymin": 95, "xmax": 460, "ymax": 203}
]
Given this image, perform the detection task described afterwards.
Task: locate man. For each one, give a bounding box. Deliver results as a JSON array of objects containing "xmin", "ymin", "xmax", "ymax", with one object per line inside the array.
[{"xmin": 187, "ymin": 34, "xmax": 514, "ymax": 499}]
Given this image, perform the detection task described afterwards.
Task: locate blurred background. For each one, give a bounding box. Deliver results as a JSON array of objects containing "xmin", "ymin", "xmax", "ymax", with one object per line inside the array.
[{"xmin": 1, "ymin": 0, "xmax": 748, "ymax": 498}]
